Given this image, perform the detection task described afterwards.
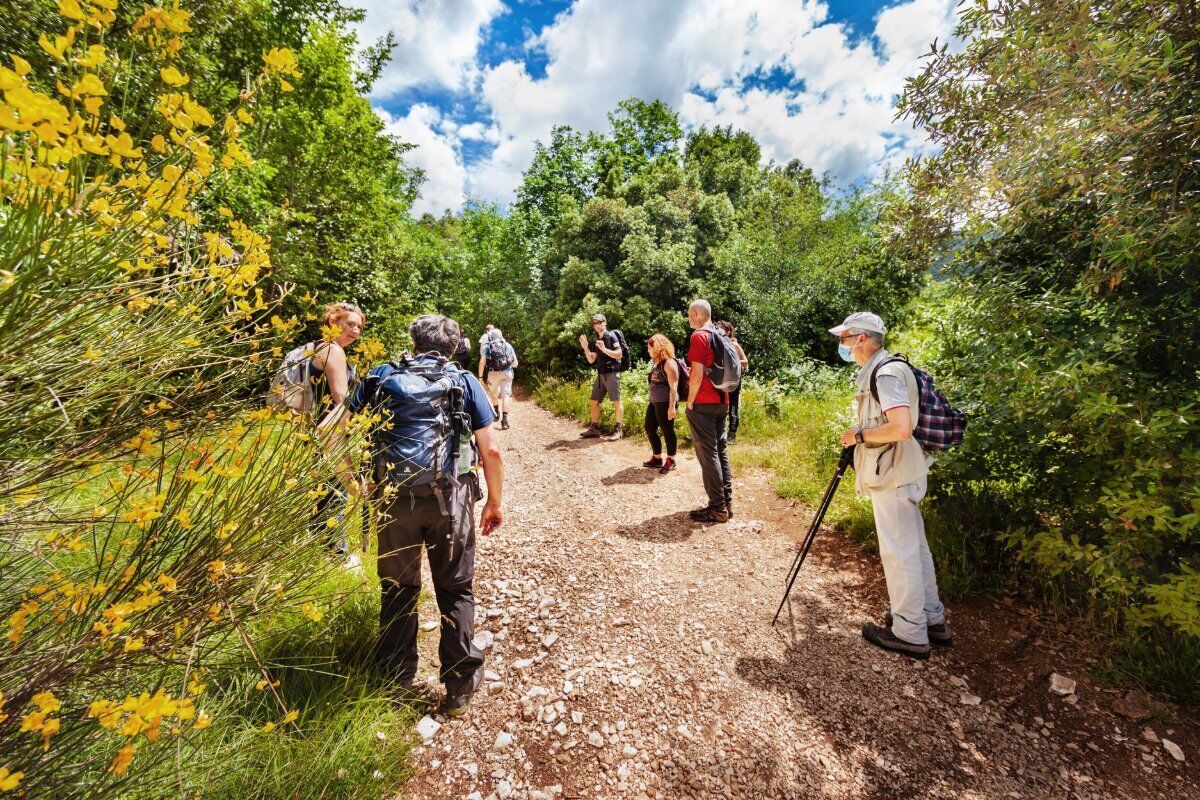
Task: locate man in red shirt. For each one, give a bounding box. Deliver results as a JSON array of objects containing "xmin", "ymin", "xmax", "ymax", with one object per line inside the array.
[{"xmin": 684, "ymin": 299, "xmax": 732, "ymax": 522}]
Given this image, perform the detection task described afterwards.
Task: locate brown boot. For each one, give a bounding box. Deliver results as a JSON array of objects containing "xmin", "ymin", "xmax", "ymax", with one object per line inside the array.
[{"xmin": 580, "ymin": 423, "xmax": 601, "ymax": 439}]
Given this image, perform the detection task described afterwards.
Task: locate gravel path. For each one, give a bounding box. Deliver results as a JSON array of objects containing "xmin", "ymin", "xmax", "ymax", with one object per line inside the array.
[{"xmin": 400, "ymin": 395, "xmax": 1198, "ymax": 800}]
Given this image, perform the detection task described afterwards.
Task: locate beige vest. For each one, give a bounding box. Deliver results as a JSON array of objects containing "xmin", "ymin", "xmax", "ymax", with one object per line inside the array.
[{"xmin": 852, "ymin": 349, "xmax": 931, "ymax": 494}]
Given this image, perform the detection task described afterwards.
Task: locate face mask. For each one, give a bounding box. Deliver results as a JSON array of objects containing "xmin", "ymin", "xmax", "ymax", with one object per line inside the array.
[{"xmin": 838, "ymin": 340, "xmax": 856, "ymax": 362}]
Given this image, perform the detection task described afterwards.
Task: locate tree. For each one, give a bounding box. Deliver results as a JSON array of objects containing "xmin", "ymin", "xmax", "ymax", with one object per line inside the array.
[{"xmin": 898, "ymin": 0, "xmax": 1200, "ymax": 645}]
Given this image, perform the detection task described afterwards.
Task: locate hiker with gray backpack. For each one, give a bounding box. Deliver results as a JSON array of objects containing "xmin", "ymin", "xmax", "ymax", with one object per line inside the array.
[
  {"xmin": 267, "ymin": 301, "xmax": 366, "ymax": 565},
  {"xmin": 349, "ymin": 314, "xmax": 504, "ymax": 718},
  {"xmin": 830, "ymin": 311, "xmax": 966, "ymax": 660},
  {"xmin": 684, "ymin": 299, "xmax": 743, "ymax": 523},
  {"xmin": 578, "ymin": 313, "xmax": 630, "ymax": 440},
  {"xmin": 479, "ymin": 328, "xmax": 518, "ymax": 430}
]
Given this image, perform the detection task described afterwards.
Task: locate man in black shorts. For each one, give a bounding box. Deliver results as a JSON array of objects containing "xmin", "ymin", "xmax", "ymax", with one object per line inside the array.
[{"xmin": 578, "ymin": 313, "xmax": 625, "ymax": 440}]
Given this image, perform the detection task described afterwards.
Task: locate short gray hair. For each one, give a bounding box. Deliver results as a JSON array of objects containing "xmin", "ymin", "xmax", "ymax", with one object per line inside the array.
[
  {"xmin": 689, "ymin": 299, "xmax": 712, "ymax": 319},
  {"xmin": 489, "ymin": 328, "xmax": 504, "ymax": 341},
  {"xmin": 410, "ymin": 314, "xmax": 463, "ymax": 357},
  {"xmin": 847, "ymin": 327, "xmax": 884, "ymax": 347}
]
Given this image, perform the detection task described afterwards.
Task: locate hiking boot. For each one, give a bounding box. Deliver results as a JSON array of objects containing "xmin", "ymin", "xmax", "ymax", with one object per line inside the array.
[
  {"xmin": 884, "ymin": 612, "xmax": 954, "ymax": 646},
  {"xmin": 604, "ymin": 424, "xmax": 623, "ymax": 441},
  {"xmin": 643, "ymin": 455, "xmax": 663, "ymax": 468},
  {"xmin": 691, "ymin": 506, "xmax": 730, "ymax": 523},
  {"xmin": 580, "ymin": 423, "xmax": 602, "ymax": 439},
  {"xmin": 861, "ymin": 623, "xmax": 931, "ymax": 660},
  {"xmin": 500, "ymin": 413, "xmax": 510, "ymax": 431},
  {"xmin": 440, "ymin": 667, "xmax": 485, "ymax": 718},
  {"xmin": 659, "ymin": 457, "xmax": 676, "ymax": 474}
]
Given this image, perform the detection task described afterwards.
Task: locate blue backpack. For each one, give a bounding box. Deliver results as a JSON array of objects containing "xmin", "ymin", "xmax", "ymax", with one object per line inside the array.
[{"xmin": 358, "ymin": 355, "xmax": 476, "ymax": 499}]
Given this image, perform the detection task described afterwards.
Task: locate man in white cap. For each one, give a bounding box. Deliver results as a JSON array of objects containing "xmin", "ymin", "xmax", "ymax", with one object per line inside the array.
[{"xmin": 829, "ymin": 311, "xmax": 951, "ymax": 660}]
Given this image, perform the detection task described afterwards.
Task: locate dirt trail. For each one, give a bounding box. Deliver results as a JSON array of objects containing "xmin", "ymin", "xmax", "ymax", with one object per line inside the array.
[{"xmin": 401, "ymin": 395, "xmax": 1198, "ymax": 800}]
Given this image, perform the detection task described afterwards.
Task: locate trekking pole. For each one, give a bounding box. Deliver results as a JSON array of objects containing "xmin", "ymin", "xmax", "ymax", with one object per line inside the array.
[{"xmin": 772, "ymin": 446, "xmax": 855, "ymax": 625}]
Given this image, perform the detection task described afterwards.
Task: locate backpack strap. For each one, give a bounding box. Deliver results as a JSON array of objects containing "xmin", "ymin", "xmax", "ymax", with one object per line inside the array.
[{"xmin": 868, "ymin": 354, "xmax": 911, "ymax": 409}]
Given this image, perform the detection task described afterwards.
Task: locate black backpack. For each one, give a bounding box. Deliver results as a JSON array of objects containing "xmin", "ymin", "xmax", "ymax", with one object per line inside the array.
[
  {"xmin": 610, "ymin": 330, "xmax": 631, "ymax": 372},
  {"xmin": 485, "ymin": 338, "xmax": 514, "ymax": 371}
]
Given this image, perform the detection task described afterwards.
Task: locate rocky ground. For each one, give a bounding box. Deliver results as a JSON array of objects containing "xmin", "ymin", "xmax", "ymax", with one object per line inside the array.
[{"xmin": 398, "ymin": 395, "xmax": 1198, "ymax": 800}]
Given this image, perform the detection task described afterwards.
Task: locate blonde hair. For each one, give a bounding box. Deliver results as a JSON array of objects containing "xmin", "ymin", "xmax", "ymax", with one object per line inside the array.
[
  {"xmin": 322, "ymin": 301, "xmax": 365, "ymax": 328},
  {"xmin": 647, "ymin": 333, "xmax": 675, "ymax": 363}
]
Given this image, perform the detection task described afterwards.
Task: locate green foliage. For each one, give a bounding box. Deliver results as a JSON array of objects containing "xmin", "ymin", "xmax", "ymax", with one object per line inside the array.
[{"xmin": 897, "ymin": 0, "xmax": 1200, "ymax": 640}]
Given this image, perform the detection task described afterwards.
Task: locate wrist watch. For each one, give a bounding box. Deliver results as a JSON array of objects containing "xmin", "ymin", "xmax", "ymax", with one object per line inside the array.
[{"xmin": 854, "ymin": 428, "xmax": 865, "ymax": 444}]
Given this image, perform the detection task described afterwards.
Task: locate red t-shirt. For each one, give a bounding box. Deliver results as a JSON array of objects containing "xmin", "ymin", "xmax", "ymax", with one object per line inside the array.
[{"xmin": 687, "ymin": 329, "xmax": 727, "ymax": 405}]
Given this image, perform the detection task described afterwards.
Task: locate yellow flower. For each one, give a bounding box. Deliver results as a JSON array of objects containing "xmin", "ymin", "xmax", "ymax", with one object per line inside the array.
[
  {"xmin": 0, "ymin": 766, "xmax": 23, "ymax": 792},
  {"xmin": 193, "ymin": 711, "xmax": 211, "ymax": 730},
  {"xmin": 109, "ymin": 743, "xmax": 135, "ymax": 775},
  {"xmin": 260, "ymin": 721, "xmax": 276, "ymax": 733},
  {"xmin": 38, "ymin": 28, "xmax": 76, "ymax": 62},
  {"xmin": 58, "ymin": 0, "xmax": 85, "ymax": 21},
  {"xmin": 40, "ymin": 716, "xmax": 60, "ymax": 750},
  {"xmin": 150, "ymin": 134, "xmax": 166, "ymax": 152},
  {"xmin": 122, "ymin": 427, "xmax": 157, "ymax": 454},
  {"xmin": 159, "ymin": 66, "xmax": 189, "ymax": 87},
  {"xmin": 282, "ymin": 710, "xmax": 299, "ymax": 724},
  {"xmin": 70, "ymin": 73, "xmax": 107, "ymax": 98},
  {"xmin": 156, "ymin": 574, "xmax": 178, "ymax": 593},
  {"xmin": 173, "ymin": 509, "xmax": 192, "ymax": 530},
  {"xmin": 123, "ymin": 637, "xmax": 144, "ymax": 653},
  {"xmin": 261, "ymin": 47, "xmax": 300, "ymax": 77},
  {"xmin": 31, "ymin": 692, "xmax": 61, "ymax": 714},
  {"xmin": 300, "ymin": 602, "xmax": 323, "ymax": 623},
  {"xmin": 75, "ymin": 44, "xmax": 107, "ymax": 68}
]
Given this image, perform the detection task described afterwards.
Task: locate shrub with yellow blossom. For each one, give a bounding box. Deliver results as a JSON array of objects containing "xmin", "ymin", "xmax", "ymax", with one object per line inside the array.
[{"xmin": 0, "ymin": 3, "xmax": 374, "ymax": 797}]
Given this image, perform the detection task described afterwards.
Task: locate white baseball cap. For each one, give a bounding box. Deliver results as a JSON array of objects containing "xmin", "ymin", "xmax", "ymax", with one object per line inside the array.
[{"xmin": 829, "ymin": 312, "xmax": 887, "ymax": 337}]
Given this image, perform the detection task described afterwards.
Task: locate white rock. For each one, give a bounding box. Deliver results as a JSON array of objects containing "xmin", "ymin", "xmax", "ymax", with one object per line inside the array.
[
  {"xmin": 465, "ymin": 764, "xmax": 479, "ymax": 777},
  {"xmin": 1163, "ymin": 739, "xmax": 1185, "ymax": 762},
  {"xmin": 622, "ymin": 745, "xmax": 638, "ymax": 757},
  {"xmin": 959, "ymin": 693, "xmax": 982, "ymax": 706},
  {"xmin": 554, "ymin": 722, "xmax": 568, "ymax": 736},
  {"xmin": 487, "ymin": 608, "xmax": 505, "ymax": 618},
  {"xmin": 571, "ymin": 711, "xmax": 584, "ymax": 724},
  {"xmin": 376, "ymin": 731, "xmax": 387, "ymax": 741},
  {"xmin": 421, "ymin": 620, "xmax": 438, "ymax": 632},
  {"xmin": 473, "ymin": 631, "xmax": 495, "ymax": 651},
  {"xmin": 416, "ymin": 716, "xmax": 441, "ymax": 740},
  {"xmin": 484, "ymin": 670, "xmax": 501, "ymax": 682},
  {"xmin": 497, "ymin": 780, "xmax": 512, "ymax": 799},
  {"xmin": 494, "ymin": 731, "xmax": 514, "ymax": 751},
  {"xmin": 563, "ymin": 680, "xmax": 574, "ymax": 695},
  {"xmin": 1049, "ymin": 673, "xmax": 1076, "ymax": 696},
  {"xmin": 464, "ymin": 793, "xmax": 484, "ymax": 800},
  {"xmin": 513, "ymin": 658, "xmax": 535, "ymax": 671},
  {"xmin": 542, "ymin": 633, "xmax": 560, "ymax": 649},
  {"xmin": 588, "ymin": 731, "xmax": 605, "ymax": 748},
  {"xmin": 701, "ymin": 640, "xmax": 714, "ymax": 656}
]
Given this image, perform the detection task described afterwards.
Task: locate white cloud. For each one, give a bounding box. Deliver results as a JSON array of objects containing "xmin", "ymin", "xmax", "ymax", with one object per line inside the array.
[
  {"xmin": 369, "ymin": 0, "xmax": 961, "ymax": 212},
  {"xmin": 460, "ymin": 0, "xmax": 960, "ymax": 208},
  {"xmin": 378, "ymin": 105, "xmax": 468, "ymax": 217},
  {"xmin": 356, "ymin": 0, "xmax": 505, "ymax": 97}
]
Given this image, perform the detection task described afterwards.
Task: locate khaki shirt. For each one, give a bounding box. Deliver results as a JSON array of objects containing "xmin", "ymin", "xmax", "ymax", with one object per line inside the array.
[{"xmin": 852, "ymin": 349, "xmax": 931, "ymax": 494}]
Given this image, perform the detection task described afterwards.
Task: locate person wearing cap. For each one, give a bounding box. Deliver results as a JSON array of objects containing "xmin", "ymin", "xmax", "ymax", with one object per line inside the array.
[
  {"xmin": 830, "ymin": 311, "xmax": 951, "ymax": 660},
  {"xmin": 578, "ymin": 313, "xmax": 625, "ymax": 440}
]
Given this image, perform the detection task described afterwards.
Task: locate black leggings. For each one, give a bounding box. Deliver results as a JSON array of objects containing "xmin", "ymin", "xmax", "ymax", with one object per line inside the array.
[
  {"xmin": 644, "ymin": 401, "xmax": 677, "ymax": 457},
  {"xmin": 727, "ymin": 387, "xmax": 741, "ymax": 437}
]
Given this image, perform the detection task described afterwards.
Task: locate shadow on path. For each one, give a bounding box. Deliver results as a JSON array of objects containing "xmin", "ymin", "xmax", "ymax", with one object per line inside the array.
[
  {"xmin": 615, "ymin": 510, "xmax": 704, "ymax": 543},
  {"xmin": 545, "ymin": 437, "xmax": 604, "ymax": 451},
  {"xmin": 601, "ymin": 466, "xmax": 659, "ymax": 486}
]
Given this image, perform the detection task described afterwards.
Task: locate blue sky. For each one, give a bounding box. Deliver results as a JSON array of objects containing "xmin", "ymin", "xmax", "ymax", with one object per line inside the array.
[{"xmin": 355, "ymin": 0, "xmax": 961, "ymax": 215}]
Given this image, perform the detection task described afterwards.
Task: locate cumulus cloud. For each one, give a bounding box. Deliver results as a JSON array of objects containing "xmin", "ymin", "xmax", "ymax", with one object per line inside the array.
[
  {"xmin": 355, "ymin": 0, "xmax": 505, "ymax": 96},
  {"xmin": 368, "ymin": 0, "xmax": 961, "ymax": 212},
  {"xmin": 378, "ymin": 105, "xmax": 468, "ymax": 217},
  {"xmin": 462, "ymin": 0, "xmax": 960, "ymax": 208}
]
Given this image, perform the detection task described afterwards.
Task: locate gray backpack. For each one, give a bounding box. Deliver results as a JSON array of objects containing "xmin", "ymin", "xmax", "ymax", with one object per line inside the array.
[
  {"xmin": 703, "ymin": 326, "xmax": 743, "ymax": 394},
  {"xmin": 267, "ymin": 342, "xmax": 316, "ymax": 414}
]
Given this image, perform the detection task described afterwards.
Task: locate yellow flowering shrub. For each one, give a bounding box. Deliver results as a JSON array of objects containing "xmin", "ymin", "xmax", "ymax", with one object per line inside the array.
[{"xmin": 0, "ymin": 3, "xmax": 362, "ymax": 796}]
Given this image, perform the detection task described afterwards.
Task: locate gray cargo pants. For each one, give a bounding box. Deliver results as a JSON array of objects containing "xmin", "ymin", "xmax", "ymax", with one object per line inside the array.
[
  {"xmin": 686, "ymin": 404, "xmax": 732, "ymax": 509},
  {"xmin": 375, "ymin": 474, "xmax": 485, "ymax": 689}
]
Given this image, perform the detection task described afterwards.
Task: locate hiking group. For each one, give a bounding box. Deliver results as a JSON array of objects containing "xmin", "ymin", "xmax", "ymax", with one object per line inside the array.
[{"xmin": 269, "ymin": 297, "xmax": 965, "ymax": 718}]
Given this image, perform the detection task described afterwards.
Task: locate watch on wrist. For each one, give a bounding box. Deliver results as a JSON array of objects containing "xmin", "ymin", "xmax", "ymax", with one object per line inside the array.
[{"xmin": 854, "ymin": 428, "xmax": 865, "ymax": 444}]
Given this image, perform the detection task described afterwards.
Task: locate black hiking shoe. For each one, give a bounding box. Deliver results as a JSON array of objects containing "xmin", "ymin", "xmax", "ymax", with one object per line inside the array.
[
  {"xmin": 690, "ymin": 506, "xmax": 729, "ymax": 523},
  {"xmin": 644, "ymin": 455, "xmax": 663, "ymax": 468},
  {"xmin": 580, "ymin": 424, "xmax": 602, "ymax": 439},
  {"xmin": 604, "ymin": 424, "xmax": 623, "ymax": 441},
  {"xmin": 440, "ymin": 667, "xmax": 485, "ymax": 718},
  {"xmin": 500, "ymin": 414, "xmax": 510, "ymax": 431},
  {"xmin": 861, "ymin": 623, "xmax": 931, "ymax": 660},
  {"xmin": 884, "ymin": 612, "xmax": 954, "ymax": 646},
  {"xmin": 659, "ymin": 457, "xmax": 676, "ymax": 474}
]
